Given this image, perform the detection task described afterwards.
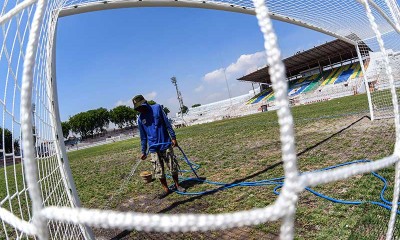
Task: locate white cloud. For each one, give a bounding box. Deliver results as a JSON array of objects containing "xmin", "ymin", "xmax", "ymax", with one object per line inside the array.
[
  {"xmin": 203, "ymin": 68, "xmax": 225, "ymax": 83},
  {"xmin": 195, "ymin": 85, "xmax": 204, "ymax": 92},
  {"xmin": 144, "ymin": 91, "xmax": 157, "ymax": 100},
  {"xmin": 192, "ymin": 51, "xmax": 266, "ymax": 105},
  {"xmin": 225, "ymin": 51, "xmax": 266, "ymax": 77},
  {"xmin": 202, "ymin": 51, "xmax": 266, "ymax": 84}
]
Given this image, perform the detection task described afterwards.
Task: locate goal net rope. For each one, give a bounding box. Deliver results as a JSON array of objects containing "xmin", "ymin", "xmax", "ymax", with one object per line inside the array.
[{"xmin": 0, "ymin": 0, "xmax": 399, "ymax": 239}]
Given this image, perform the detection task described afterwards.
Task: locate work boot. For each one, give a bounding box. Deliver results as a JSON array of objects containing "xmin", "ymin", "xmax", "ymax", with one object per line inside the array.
[{"xmin": 157, "ymin": 189, "xmax": 171, "ymax": 199}]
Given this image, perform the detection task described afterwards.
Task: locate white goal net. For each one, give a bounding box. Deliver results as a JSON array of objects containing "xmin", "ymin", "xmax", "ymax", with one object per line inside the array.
[{"xmin": 0, "ymin": 0, "xmax": 400, "ymax": 239}]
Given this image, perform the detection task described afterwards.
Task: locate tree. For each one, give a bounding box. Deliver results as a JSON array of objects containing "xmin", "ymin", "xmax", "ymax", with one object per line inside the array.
[
  {"xmin": 61, "ymin": 121, "xmax": 70, "ymax": 139},
  {"xmin": 179, "ymin": 105, "xmax": 189, "ymax": 114},
  {"xmin": 91, "ymin": 108, "xmax": 110, "ymax": 133},
  {"xmin": 192, "ymin": 104, "xmax": 201, "ymax": 108},
  {"xmin": 110, "ymin": 106, "xmax": 128, "ymax": 129},
  {"xmin": 69, "ymin": 112, "xmax": 91, "ymax": 138},
  {"xmin": 127, "ymin": 109, "xmax": 138, "ymax": 126},
  {"xmin": 0, "ymin": 128, "xmax": 14, "ymax": 153},
  {"xmin": 69, "ymin": 108, "xmax": 111, "ymax": 139},
  {"xmin": 110, "ymin": 105, "xmax": 138, "ymax": 128},
  {"xmin": 13, "ymin": 139, "xmax": 20, "ymax": 156},
  {"xmin": 148, "ymin": 100, "xmax": 156, "ymax": 105},
  {"xmin": 163, "ymin": 107, "xmax": 170, "ymax": 116}
]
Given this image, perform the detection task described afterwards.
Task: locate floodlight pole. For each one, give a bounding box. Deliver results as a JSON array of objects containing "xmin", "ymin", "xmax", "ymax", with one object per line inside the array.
[
  {"xmin": 171, "ymin": 76, "xmax": 185, "ymax": 120},
  {"xmin": 223, "ymin": 68, "xmax": 233, "ymax": 108}
]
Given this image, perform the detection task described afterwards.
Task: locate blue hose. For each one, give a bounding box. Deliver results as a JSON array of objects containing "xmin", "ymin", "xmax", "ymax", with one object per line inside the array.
[{"xmin": 165, "ymin": 145, "xmax": 400, "ymax": 214}]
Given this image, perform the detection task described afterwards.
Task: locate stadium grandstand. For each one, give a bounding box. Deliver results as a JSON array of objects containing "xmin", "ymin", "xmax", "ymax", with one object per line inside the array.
[
  {"xmin": 180, "ymin": 39, "xmax": 368, "ymax": 125},
  {"xmin": 239, "ymin": 38, "xmax": 370, "ymax": 109},
  {"xmin": 180, "ymin": 38, "xmax": 400, "ymax": 126}
]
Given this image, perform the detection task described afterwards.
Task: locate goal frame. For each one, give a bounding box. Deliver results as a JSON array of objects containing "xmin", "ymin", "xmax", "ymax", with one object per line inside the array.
[{"xmin": 4, "ymin": 0, "xmax": 398, "ymax": 239}]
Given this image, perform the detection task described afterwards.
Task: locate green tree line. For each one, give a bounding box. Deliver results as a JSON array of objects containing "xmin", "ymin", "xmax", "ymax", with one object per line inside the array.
[{"xmin": 62, "ymin": 101, "xmax": 171, "ymax": 139}]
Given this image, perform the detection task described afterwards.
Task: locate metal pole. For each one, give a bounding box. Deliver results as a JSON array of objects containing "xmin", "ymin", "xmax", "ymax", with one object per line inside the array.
[
  {"xmin": 328, "ymin": 56, "xmax": 333, "ymax": 70},
  {"xmin": 252, "ymin": 83, "xmax": 256, "ymax": 96},
  {"xmin": 318, "ymin": 60, "xmax": 322, "ymax": 75},
  {"xmin": 223, "ymin": 68, "xmax": 233, "ymax": 108},
  {"xmin": 171, "ymin": 77, "xmax": 185, "ymax": 121},
  {"xmin": 356, "ymin": 44, "xmax": 375, "ymax": 120}
]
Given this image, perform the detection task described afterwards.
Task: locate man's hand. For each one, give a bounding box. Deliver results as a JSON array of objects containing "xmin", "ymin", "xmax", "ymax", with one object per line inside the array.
[
  {"xmin": 172, "ymin": 139, "xmax": 178, "ymax": 148},
  {"xmin": 141, "ymin": 154, "xmax": 147, "ymax": 160}
]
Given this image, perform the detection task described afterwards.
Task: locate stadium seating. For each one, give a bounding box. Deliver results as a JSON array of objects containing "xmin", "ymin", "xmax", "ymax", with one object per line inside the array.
[
  {"xmin": 263, "ymin": 91, "xmax": 275, "ymax": 101},
  {"xmin": 246, "ymin": 62, "xmax": 368, "ymax": 106},
  {"xmin": 350, "ymin": 63, "xmax": 362, "ymax": 79},
  {"xmin": 302, "ymin": 75, "xmax": 324, "ymax": 93},
  {"xmin": 334, "ymin": 63, "xmax": 355, "ymax": 84},
  {"xmin": 247, "ymin": 87, "xmax": 272, "ymax": 104},
  {"xmin": 247, "ymin": 90, "xmax": 262, "ymax": 104},
  {"xmin": 321, "ymin": 66, "xmax": 344, "ymax": 86},
  {"xmin": 247, "ymin": 75, "xmax": 321, "ymax": 105},
  {"xmin": 252, "ymin": 89, "xmax": 272, "ymax": 104},
  {"xmin": 288, "ymin": 74, "xmax": 320, "ymax": 97},
  {"xmin": 318, "ymin": 62, "xmax": 367, "ymax": 86}
]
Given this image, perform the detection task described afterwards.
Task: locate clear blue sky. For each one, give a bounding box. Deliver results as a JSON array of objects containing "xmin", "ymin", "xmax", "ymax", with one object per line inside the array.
[{"xmin": 56, "ymin": 7, "xmax": 333, "ymax": 121}]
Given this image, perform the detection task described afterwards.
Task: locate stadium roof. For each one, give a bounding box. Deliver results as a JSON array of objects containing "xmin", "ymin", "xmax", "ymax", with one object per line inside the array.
[{"xmin": 237, "ymin": 39, "xmax": 371, "ymax": 84}]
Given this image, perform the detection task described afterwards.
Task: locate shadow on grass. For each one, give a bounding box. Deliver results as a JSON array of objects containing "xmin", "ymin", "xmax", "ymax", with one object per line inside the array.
[
  {"xmin": 110, "ymin": 115, "xmax": 369, "ymax": 240},
  {"xmin": 178, "ymin": 177, "xmax": 206, "ymax": 190},
  {"xmin": 111, "ymin": 161, "xmax": 283, "ymax": 240}
]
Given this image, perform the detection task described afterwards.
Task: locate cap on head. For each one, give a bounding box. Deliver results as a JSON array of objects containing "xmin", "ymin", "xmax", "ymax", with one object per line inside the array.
[{"xmin": 132, "ymin": 95, "xmax": 147, "ymax": 110}]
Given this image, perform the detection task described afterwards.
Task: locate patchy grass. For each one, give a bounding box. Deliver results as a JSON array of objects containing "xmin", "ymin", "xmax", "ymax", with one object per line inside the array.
[{"xmin": 67, "ymin": 94, "xmax": 400, "ymax": 239}]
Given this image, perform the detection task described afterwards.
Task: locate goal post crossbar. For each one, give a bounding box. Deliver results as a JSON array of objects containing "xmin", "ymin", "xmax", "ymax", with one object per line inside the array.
[{"xmin": 58, "ymin": 0, "xmax": 361, "ymax": 45}]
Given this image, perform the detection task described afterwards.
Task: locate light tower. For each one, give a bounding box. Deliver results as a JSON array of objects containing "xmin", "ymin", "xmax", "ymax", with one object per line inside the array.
[{"xmin": 171, "ymin": 76, "xmax": 185, "ymax": 119}]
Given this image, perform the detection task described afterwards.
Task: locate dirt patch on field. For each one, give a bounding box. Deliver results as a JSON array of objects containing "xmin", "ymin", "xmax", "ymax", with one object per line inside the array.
[{"xmin": 94, "ymin": 191, "xmax": 278, "ymax": 240}]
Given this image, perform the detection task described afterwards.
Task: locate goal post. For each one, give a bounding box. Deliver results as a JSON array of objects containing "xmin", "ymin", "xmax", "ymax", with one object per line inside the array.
[
  {"xmin": 356, "ymin": 43, "xmax": 375, "ymax": 120},
  {"xmin": 47, "ymin": 15, "xmax": 95, "ymax": 239},
  {"xmin": 358, "ymin": 31, "xmax": 400, "ymax": 120}
]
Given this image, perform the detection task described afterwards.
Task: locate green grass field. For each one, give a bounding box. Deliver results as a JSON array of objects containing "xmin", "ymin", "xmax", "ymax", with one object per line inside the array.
[
  {"xmin": 2, "ymin": 93, "xmax": 400, "ymax": 239},
  {"xmin": 66, "ymin": 93, "xmax": 400, "ymax": 239}
]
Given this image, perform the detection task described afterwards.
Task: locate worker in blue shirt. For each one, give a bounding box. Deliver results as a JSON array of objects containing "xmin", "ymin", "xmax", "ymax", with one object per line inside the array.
[{"xmin": 133, "ymin": 95, "xmax": 185, "ymax": 199}]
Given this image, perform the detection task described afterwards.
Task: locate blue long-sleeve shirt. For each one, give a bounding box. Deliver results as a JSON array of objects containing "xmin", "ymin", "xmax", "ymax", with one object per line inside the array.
[{"xmin": 137, "ymin": 103, "xmax": 176, "ymax": 154}]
